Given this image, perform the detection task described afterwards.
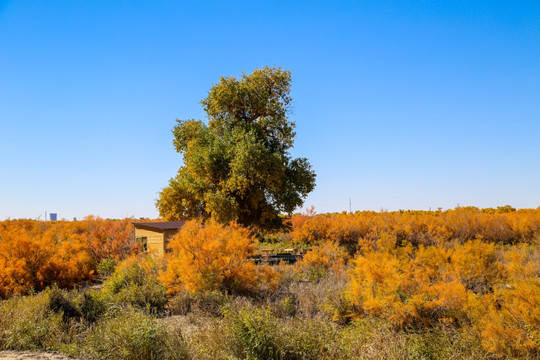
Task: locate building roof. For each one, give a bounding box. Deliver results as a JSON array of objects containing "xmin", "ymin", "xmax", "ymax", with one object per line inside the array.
[{"xmin": 133, "ymin": 221, "xmax": 185, "ymax": 232}]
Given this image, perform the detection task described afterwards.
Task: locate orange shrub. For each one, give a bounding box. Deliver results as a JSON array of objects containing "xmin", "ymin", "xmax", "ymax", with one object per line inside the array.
[
  {"xmin": 0, "ymin": 220, "xmax": 93, "ymax": 297},
  {"xmin": 348, "ymin": 240, "xmax": 505, "ymax": 327},
  {"xmin": 291, "ymin": 215, "xmax": 332, "ymax": 244},
  {"xmin": 295, "ymin": 242, "xmax": 347, "ymax": 281},
  {"xmin": 348, "ymin": 236, "xmax": 539, "ymax": 358},
  {"xmin": 471, "ymin": 243, "xmax": 540, "ymax": 357},
  {"xmin": 290, "ymin": 207, "xmax": 540, "ymax": 254},
  {"xmin": 159, "ymin": 220, "xmax": 276, "ymax": 295},
  {"xmin": 84, "ymin": 217, "xmax": 140, "ymax": 262},
  {"xmin": 348, "ymin": 242, "xmax": 419, "ymax": 325},
  {"xmin": 0, "ymin": 218, "xmax": 138, "ymax": 298}
]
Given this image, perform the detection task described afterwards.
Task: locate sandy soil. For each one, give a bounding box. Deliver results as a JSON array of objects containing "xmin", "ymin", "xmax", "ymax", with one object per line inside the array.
[{"xmin": 0, "ymin": 351, "xmax": 77, "ymax": 360}]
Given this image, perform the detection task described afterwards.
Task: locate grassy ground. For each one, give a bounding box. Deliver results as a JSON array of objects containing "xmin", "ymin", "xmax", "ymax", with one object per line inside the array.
[{"xmin": 0, "ymin": 266, "xmax": 506, "ymax": 360}]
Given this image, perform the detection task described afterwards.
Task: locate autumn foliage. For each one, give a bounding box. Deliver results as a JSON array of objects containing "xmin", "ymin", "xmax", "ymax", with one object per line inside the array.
[
  {"xmin": 346, "ymin": 238, "xmax": 540, "ymax": 357},
  {"xmin": 288, "ymin": 207, "xmax": 540, "ymax": 358},
  {"xmin": 1, "ymin": 207, "xmax": 539, "ymax": 358},
  {"xmin": 295, "ymin": 242, "xmax": 347, "ymax": 281},
  {"xmin": 291, "ymin": 206, "xmax": 540, "ymax": 248},
  {"xmin": 0, "ymin": 217, "xmax": 139, "ymax": 298},
  {"xmin": 159, "ymin": 220, "xmax": 276, "ymax": 295}
]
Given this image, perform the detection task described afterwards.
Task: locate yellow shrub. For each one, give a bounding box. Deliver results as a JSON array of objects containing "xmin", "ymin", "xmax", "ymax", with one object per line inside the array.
[
  {"xmin": 291, "ymin": 215, "xmax": 332, "ymax": 244},
  {"xmin": 348, "ymin": 244, "xmax": 414, "ymax": 324},
  {"xmin": 349, "ymin": 242, "xmax": 472, "ymax": 326},
  {"xmin": 0, "ymin": 218, "xmax": 139, "ymax": 298},
  {"xmin": 472, "ymin": 245, "xmax": 540, "ymax": 357},
  {"xmin": 295, "ymin": 242, "xmax": 346, "ymax": 281},
  {"xmin": 348, "ymin": 237, "xmax": 540, "ymax": 357},
  {"xmin": 159, "ymin": 220, "xmax": 276, "ymax": 295}
]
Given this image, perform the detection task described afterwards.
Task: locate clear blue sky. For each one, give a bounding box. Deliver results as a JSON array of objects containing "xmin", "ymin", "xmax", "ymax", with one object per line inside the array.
[{"xmin": 1, "ymin": 1, "xmax": 539, "ymax": 220}]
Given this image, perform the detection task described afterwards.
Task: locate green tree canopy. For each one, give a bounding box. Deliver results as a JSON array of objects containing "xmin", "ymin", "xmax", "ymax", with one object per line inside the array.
[{"xmin": 156, "ymin": 67, "xmax": 316, "ymax": 230}]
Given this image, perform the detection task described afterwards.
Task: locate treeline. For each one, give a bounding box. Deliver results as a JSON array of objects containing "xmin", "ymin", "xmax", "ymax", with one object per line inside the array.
[{"xmin": 0, "ymin": 217, "xmax": 139, "ymax": 298}]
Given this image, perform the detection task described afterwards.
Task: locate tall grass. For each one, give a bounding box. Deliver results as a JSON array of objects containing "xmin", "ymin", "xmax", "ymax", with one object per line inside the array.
[{"xmin": 81, "ymin": 307, "xmax": 189, "ymax": 360}]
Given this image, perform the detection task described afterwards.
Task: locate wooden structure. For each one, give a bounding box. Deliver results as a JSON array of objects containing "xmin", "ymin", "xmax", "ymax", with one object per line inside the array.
[
  {"xmin": 253, "ymin": 248, "xmax": 306, "ymax": 265},
  {"xmin": 133, "ymin": 221, "xmax": 185, "ymax": 256}
]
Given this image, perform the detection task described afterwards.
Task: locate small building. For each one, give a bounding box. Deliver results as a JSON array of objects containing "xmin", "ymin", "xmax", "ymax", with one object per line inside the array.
[{"xmin": 133, "ymin": 221, "xmax": 185, "ymax": 256}]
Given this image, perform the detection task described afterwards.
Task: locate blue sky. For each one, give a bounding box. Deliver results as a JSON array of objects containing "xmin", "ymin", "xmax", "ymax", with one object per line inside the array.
[{"xmin": 1, "ymin": 1, "xmax": 539, "ymax": 220}]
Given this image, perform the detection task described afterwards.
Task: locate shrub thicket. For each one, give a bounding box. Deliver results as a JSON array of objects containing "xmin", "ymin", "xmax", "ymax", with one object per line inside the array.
[
  {"xmin": 102, "ymin": 255, "xmax": 168, "ymax": 313},
  {"xmin": 0, "ymin": 217, "xmax": 139, "ymax": 297},
  {"xmin": 0, "ymin": 208, "xmax": 538, "ymax": 359},
  {"xmin": 159, "ymin": 220, "xmax": 276, "ymax": 295}
]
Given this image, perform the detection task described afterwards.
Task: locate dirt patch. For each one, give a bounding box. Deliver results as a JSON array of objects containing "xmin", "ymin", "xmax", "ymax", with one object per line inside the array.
[{"xmin": 0, "ymin": 351, "xmax": 77, "ymax": 360}]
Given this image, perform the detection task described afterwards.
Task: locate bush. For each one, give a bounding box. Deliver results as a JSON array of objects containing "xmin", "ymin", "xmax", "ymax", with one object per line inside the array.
[
  {"xmin": 81, "ymin": 307, "xmax": 188, "ymax": 360},
  {"xmin": 0, "ymin": 222, "xmax": 94, "ymax": 297},
  {"xmin": 295, "ymin": 242, "xmax": 346, "ymax": 282},
  {"xmin": 102, "ymin": 255, "xmax": 168, "ymax": 312},
  {"xmin": 349, "ymin": 242, "xmax": 473, "ymax": 326},
  {"xmin": 225, "ymin": 306, "xmax": 281, "ymax": 359},
  {"xmin": 75, "ymin": 290, "xmax": 108, "ymax": 322},
  {"xmin": 0, "ymin": 218, "xmax": 140, "ymax": 298},
  {"xmin": 0, "ymin": 291, "xmax": 65, "ymax": 350},
  {"xmin": 276, "ymin": 295, "xmax": 298, "ymax": 317},
  {"xmin": 471, "ymin": 243, "xmax": 540, "ymax": 358},
  {"xmin": 48, "ymin": 287, "xmax": 80, "ymax": 322},
  {"xmin": 167, "ymin": 290, "xmax": 192, "ymax": 316},
  {"xmin": 348, "ymin": 237, "xmax": 540, "ymax": 358},
  {"xmin": 192, "ymin": 290, "xmax": 230, "ymax": 317},
  {"xmin": 97, "ymin": 257, "xmax": 118, "ymax": 277},
  {"xmin": 160, "ymin": 220, "xmax": 276, "ymax": 295},
  {"xmin": 223, "ymin": 304, "xmax": 341, "ymax": 360}
]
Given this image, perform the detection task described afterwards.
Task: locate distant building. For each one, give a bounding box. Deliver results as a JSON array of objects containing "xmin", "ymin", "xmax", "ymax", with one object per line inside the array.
[
  {"xmin": 50, "ymin": 213, "xmax": 57, "ymax": 221},
  {"xmin": 132, "ymin": 221, "xmax": 185, "ymax": 256}
]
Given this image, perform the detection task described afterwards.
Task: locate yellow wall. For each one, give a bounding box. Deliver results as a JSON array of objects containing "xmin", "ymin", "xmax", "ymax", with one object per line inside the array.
[
  {"xmin": 134, "ymin": 228, "xmax": 179, "ymax": 256},
  {"xmin": 135, "ymin": 228, "xmax": 165, "ymax": 256}
]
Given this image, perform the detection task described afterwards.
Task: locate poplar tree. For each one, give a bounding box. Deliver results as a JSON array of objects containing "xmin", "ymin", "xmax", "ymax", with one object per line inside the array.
[{"xmin": 156, "ymin": 67, "xmax": 316, "ymax": 230}]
